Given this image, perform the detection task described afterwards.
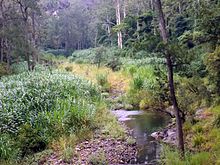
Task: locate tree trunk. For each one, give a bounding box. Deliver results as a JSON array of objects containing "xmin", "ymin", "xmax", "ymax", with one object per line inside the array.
[
  {"xmin": 0, "ymin": 0, "xmax": 4, "ymax": 63},
  {"xmin": 0, "ymin": 38, "xmax": 3, "ymax": 62},
  {"xmin": 5, "ymin": 39, "xmax": 10, "ymax": 72},
  {"xmin": 123, "ymin": 0, "xmax": 126, "ymax": 19},
  {"xmin": 25, "ymin": 23, "xmax": 31, "ymax": 71},
  {"xmin": 94, "ymin": 30, "xmax": 98, "ymax": 47},
  {"xmin": 178, "ymin": 1, "xmax": 182, "ymax": 14},
  {"xmin": 31, "ymin": 12, "xmax": 37, "ymax": 68},
  {"xmin": 155, "ymin": 0, "xmax": 184, "ymax": 156},
  {"xmin": 115, "ymin": 0, "xmax": 123, "ymax": 49}
]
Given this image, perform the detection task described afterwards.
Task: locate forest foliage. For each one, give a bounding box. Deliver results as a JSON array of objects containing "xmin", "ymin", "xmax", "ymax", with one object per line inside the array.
[{"xmin": 0, "ymin": 0, "xmax": 220, "ymax": 164}]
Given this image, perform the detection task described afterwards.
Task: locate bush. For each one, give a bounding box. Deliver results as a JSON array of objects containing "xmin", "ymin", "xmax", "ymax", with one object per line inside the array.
[
  {"xmin": 132, "ymin": 75, "xmax": 144, "ymax": 90},
  {"xmin": 17, "ymin": 124, "xmax": 47, "ymax": 156},
  {"xmin": 124, "ymin": 65, "xmax": 168, "ymax": 109},
  {"xmin": 45, "ymin": 49, "xmax": 70, "ymax": 56},
  {"xmin": 205, "ymin": 46, "xmax": 220, "ymax": 96},
  {"xmin": 69, "ymin": 47, "xmax": 123, "ymax": 70},
  {"xmin": 96, "ymin": 73, "xmax": 110, "ymax": 92},
  {"xmin": 65, "ymin": 66, "xmax": 73, "ymax": 72},
  {"xmin": 213, "ymin": 114, "xmax": 220, "ymax": 128},
  {"xmin": 105, "ymin": 57, "xmax": 122, "ymax": 71},
  {"xmin": 176, "ymin": 77, "xmax": 211, "ymax": 116}
]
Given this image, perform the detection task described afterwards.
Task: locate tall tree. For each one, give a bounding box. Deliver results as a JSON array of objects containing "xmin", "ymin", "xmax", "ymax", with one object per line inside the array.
[
  {"xmin": 115, "ymin": 0, "xmax": 123, "ymax": 49},
  {"xmin": 15, "ymin": 0, "xmax": 41, "ymax": 70},
  {"xmin": 155, "ymin": 0, "xmax": 185, "ymax": 156}
]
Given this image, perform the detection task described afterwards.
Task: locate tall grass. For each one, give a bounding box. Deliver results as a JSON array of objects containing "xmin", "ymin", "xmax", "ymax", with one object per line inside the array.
[
  {"xmin": 0, "ymin": 70, "xmax": 101, "ymax": 160},
  {"xmin": 161, "ymin": 146, "xmax": 213, "ymax": 165}
]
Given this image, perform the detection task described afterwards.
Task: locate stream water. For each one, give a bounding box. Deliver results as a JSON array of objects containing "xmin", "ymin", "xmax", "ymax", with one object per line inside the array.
[{"xmin": 113, "ymin": 110, "xmax": 170, "ymax": 165}]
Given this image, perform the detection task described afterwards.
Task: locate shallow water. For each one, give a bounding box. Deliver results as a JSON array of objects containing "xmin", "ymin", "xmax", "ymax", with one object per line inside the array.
[{"xmin": 113, "ymin": 110, "xmax": 170, "ymax": 164}]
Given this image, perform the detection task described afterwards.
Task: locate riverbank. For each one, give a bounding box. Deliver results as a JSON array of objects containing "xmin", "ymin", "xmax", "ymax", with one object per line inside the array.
[
  {"xmin": 57, "ymin": 62, "xmax": 172, "ymax": 164},
  {"xmin": 29, "ymin": 64, "xmax": 137, "ymax": 165},
  {"xmin": 43, "ymin": 131, "xmax": 137, "ymax": 164},
  {"xmin": 151, "ymin": 122, "xmax": 177, "ymax": 146}
]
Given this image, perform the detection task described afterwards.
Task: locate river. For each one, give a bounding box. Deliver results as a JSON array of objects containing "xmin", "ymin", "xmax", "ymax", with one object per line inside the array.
[{"xmin": 113, "ymin": 110, "xmax": 170, "ymax": 164}]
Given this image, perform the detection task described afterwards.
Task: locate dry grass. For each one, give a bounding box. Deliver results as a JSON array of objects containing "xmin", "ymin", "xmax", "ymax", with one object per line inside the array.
[{"xmin": 59, "ymin": 62, "xmax": 131, "ymax": 92}]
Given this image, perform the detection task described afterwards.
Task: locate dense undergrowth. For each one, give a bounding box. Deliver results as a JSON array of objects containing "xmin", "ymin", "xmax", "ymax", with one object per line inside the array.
[
  {"xmin": 162, "ymin": 105, "xmax": 220, "ymax": 165},
  {"xmin": 68, "ymin": 46, "xmax": 219, "ymax": 112},
  {"xmin": 0, "ymin": 43, "xmax": 219, "ymax": 164},
  {"xmin": 0, "ymin": 68, "xmax": 125, "ymax": 164},
  {"xmin": 67, "ymin": 45, "xmax": 220, "ymax": 164}
]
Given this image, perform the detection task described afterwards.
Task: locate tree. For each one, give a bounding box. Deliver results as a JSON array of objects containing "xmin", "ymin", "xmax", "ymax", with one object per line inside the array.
[
  {"xmin": 155, "ymin": 0, "xmax": 184, "ymax": 156},
  {"xmin": 115, "ymin": 0, "xmax": 122, "ymax": 49},
  {"xmin": 15, "ymin": 0, "xmax": 41, "ymax": 70}
]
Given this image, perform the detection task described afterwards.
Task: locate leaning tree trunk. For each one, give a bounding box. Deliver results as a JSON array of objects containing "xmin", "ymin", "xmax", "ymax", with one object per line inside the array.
[{"xmin": 155, "ymin": 0, "xmax": 184, "ymax": 156}]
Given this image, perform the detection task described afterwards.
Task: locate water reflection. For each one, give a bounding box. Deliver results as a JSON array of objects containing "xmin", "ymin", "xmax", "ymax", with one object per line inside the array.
[{"xmin": 113, "ymin": 110, "xmax": 170, "ymax": 164}]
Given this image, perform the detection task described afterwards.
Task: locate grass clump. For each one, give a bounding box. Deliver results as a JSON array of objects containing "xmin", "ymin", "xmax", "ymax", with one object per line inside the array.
[
  {"xmin": 126, "ymin": 137, "xmax": 136, "ymax": 145},
  {"xmin": 192, "ymin": 134, "xmax": 205, "ymax": 148},
  {"xmin": 89, "ymin": 150, "xmax": 108, "ymax": 165},
  {"xmin": 161, "ymin": 146, "xmax": 212, "ymax": 165}
]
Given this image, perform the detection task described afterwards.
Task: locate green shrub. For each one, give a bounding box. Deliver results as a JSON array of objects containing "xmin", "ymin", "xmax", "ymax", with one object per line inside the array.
[
  {"xmin": 176, "ymin": 77, "xmax": 211, "ymax": 116},
  {"xmin": 45, "ymin": 49, "xmax": 70, "ymax": 56},
  {"xmin": 212, "ymin": 106, "xmax": 220, "ymax": 128},
  {"xmin": 96, "ymin": 73, "xmax": 110, "ymax": 92},
  {"xmin": 132, "ymin": 75, "xmax": 144, "ymax": 90},
  {"xmin": 17, "ymin": 124, "xmax": 47, "ymax": 156},
  {"xmin": 0, "ymin": 134, "xmax": 20, "ymax": 160},
  {"xmin": 121, "ymin": 57, "xmax": 165, "ymax": 67},
  {"xmin": 69, "ymin": 47, "xmax": 123, "ymax": 70},
  {"xmin": 65, "ymin": 66, "xmax": 73, "ymax": 72},
  {"xmin": 205, "ymin": 46, "xmax": 220, "ymax": 96},
  {"xmin": 213, "ymin": 114, "xmax": 220, "ymax": 128},
  {"xmin": 124, "ymin": 65, "xmax": 168, "ymax": 109},
  {"xmin": 105, "ymin": 57, "xmax": 122, "ymax": 71}
]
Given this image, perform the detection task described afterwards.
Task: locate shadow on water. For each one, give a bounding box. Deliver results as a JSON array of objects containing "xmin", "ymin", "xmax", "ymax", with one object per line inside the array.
[{"xmin": 113, "ymin": 110, "xmax": 170, "ymax": 164}]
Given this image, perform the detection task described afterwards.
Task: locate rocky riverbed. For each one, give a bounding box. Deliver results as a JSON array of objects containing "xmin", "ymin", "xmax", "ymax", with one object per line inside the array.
[
  {"xmin": 151, "ymin": 122, "xmax": 177, "ymax": 146},
  {"xmin": 43, "ymin": 132, "xmax": 137, "ymax": 165}
]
